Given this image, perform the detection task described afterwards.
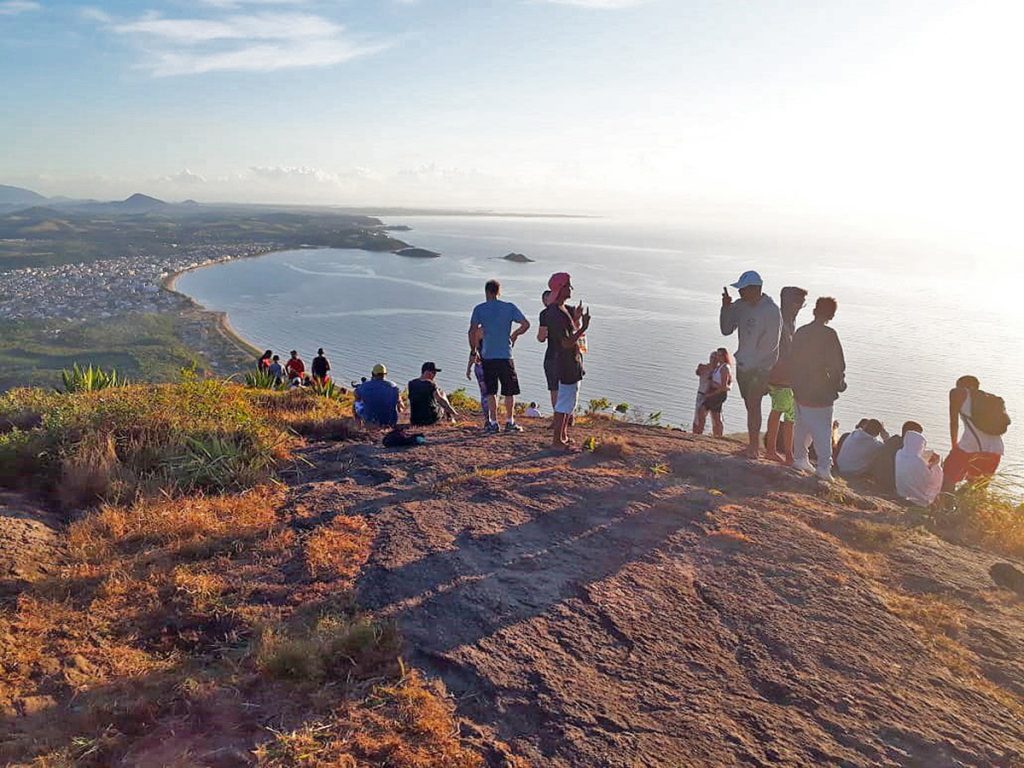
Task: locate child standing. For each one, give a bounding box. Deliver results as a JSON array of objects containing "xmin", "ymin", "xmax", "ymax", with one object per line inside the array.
[
  {"xmin": 466, "ymin": 343, "xmax": 489, "ymax": 427},
  {"xmin": 693, "ymin": 351, "xmax": 716, "ymax": 434}
]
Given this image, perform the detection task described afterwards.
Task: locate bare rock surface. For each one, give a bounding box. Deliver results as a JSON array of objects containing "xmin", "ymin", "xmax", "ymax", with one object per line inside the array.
[
  {"xmin": 314, "ymin": 421, "xmax": 1024, "ymax": 768},
  {"xmin": 0, "ymin": 492, "xmax": 63, "ymax": 592}
]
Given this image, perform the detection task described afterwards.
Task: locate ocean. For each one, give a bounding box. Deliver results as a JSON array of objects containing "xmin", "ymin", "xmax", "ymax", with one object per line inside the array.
[{"xmin": 175, "ymin": 215, "xmax": 1021, "ymax": 474}]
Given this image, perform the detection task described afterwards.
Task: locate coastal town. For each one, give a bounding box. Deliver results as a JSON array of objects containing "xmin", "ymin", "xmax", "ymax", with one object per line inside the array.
[{"xmin": 0, "ymin": 243, "xmax": 279, "ymax": 323}]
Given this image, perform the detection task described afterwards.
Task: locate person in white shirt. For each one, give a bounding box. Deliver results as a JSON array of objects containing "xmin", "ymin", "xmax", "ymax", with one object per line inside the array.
[
  {"xmin": 895, "ymin": 430, "xmax": 943, "ymax": 507},
  {"xmin": 835, "ymin": 418, "xmax": 889, "ymax": 477},
  {"xmin": 524, "ymin": 402, "xmax": 542, "ymax": 418}
]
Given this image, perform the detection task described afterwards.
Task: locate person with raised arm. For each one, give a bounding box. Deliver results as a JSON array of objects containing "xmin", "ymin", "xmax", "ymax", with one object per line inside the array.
[{"xmin": 720, "ymin": 270, "xmax": 782, "ymax": 459}]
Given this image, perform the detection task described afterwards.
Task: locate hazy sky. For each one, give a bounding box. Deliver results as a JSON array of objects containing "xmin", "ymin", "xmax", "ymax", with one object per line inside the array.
[{"xmin": 2, "ymin": 0, "xmax": 1022, "ymax": 246}]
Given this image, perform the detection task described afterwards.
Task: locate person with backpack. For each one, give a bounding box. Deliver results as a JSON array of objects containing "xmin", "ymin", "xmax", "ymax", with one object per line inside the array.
[{"xmin": 942, "ymin": 375, "xmax": 1009, "ymax": 491}]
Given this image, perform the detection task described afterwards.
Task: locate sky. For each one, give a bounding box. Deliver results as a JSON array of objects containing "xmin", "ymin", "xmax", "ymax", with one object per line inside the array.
[{"xmin": 2, "ymin": 0, "xmax": 1023, "ymax": 248}]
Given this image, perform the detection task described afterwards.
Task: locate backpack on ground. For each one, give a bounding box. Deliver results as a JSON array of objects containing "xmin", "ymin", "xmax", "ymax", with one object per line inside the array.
[
  {"xmin": 969, "ymin": 390, "xmax": 1011, "ymax": 436},
  {"xmin": 382, "ymin": 427, "xmax": 426, "ymax": 448}
]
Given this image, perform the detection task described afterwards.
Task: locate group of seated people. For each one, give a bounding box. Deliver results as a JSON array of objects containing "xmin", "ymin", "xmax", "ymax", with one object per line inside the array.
[
  {"xmin": 834, "ymin": 418, "xmax": 962, "ymax": 507},
  {"xmin": 353, "ymin": 362, "xmax": 459, "ymax": 429}
]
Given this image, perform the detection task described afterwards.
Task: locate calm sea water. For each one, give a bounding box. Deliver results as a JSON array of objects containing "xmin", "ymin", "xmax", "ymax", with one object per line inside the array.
[{"xmin": 176, "ymin": 215, "xmax": 1021, "ymax": 474}]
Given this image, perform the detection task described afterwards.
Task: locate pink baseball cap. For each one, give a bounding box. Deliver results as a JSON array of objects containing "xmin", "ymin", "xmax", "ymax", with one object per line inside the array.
[{"xmin": 546, "ymin": 273, "xmax": 572, "ymax": 305}]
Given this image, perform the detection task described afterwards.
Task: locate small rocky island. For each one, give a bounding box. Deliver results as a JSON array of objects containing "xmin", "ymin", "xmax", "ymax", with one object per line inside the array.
[
  {"xmin": 395, "ymin": 247, "xmax": 441, "ymax": 259},
  {"xmin": 503, "ymin": 252, "xmax": 534, "ymax": 263}
]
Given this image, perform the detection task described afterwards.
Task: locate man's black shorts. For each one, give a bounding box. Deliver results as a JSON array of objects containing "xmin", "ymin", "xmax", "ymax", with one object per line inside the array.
[
  {"xmin": 543, "ymin": 357, "xmax": 559, "ymax": 392},
  {"xmin": 482, "ymin": 358, "xmax": 521, "ymax": 397}
]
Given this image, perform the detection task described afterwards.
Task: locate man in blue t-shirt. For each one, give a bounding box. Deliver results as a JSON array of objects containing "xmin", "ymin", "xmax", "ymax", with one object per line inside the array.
[
  {"xmin": 355, "ymin": 363, "xmax": 404, "ymax": 427},
  {"xmin": 468, "ymin": 279, "xmax": 531, "ymax": 433}
]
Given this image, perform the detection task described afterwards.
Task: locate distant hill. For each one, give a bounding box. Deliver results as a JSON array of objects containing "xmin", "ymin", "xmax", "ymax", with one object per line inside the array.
[
  {"xmin": 0, "ymin": 185, "xmax": 47, "ymax": 206},
  {"xmin": 114, "ymin": 193, "xmax": 168, "ymax": 213}
]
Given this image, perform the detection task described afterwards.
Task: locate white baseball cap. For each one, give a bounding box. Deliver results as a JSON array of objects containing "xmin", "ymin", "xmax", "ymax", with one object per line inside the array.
[{"xmin": 731, "ymin": 270, "xmax": 763, "ymax": 290}]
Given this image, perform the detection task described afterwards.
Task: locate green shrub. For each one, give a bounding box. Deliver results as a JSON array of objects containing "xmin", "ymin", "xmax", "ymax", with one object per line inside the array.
[
  {"xmin": 586, "ymin": 397, "xmax": 612, "ymax": 415},
  {"xmin": 243, "ymin": 369, "xmax": 282, "ymax": 390},
  {"xmin": 60, "ymin": 363, "xmax": 127, "ymax": 393}
]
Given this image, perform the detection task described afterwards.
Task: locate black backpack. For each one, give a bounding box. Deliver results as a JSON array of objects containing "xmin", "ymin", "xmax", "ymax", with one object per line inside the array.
[{"xmin": 968, "ymin": 390, "xmax": 1011, "ymax": 436}]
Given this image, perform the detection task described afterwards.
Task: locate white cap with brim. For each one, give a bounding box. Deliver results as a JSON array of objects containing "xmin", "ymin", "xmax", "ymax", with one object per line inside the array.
[{"xmin": 731, "ymin": 270, "xmax": 763, "ymax": 290}]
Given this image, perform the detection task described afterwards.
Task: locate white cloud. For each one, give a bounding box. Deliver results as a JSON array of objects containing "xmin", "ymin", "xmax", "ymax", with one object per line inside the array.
[
  {"xmin": 0, "ymin": 1, "xmax": 41, "ymax": 16},
  {"xmin": 94, "ymin": 9, "xmax": 386, "ymax": 76}
]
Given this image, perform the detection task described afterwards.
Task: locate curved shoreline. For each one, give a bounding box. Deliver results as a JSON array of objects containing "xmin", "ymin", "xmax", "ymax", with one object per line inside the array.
[{"xmin": 161, "ymin": 257, "xmax": 265, "ymax": 360}]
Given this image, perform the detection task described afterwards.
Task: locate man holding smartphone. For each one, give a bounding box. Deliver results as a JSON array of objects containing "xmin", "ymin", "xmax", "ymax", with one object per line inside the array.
[{"xmin": 720, "ymin": 270, "xmax": 782, "ymax": 459}]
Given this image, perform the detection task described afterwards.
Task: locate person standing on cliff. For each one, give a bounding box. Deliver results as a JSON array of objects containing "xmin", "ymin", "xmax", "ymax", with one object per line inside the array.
[
  {"xmin": 789, "ymin": 297, "xmax": 846, "ymax": 481},
  {"xmin": 469, "ymin": 279, "xmax": 531, "ymax": 434},
  {"xmin": 545, "ymin": 273, "xmax": 590, "ymax": 450},
  {"xmin": 285, "ymin": 350, "xmax": 305, "ymax": 383},
  {"xmin": 764, "ymin": 286, "xmax": 808, "ymax": 463},
  {"xmin": 311, "ymin": 348, "xmax": 331, "ymax": 384},
  {"xmin": 720, "ymin": 270, "xmax": 782, "ymax": 459}
]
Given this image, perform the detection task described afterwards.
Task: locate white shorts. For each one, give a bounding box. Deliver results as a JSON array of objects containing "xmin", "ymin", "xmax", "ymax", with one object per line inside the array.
[{"xmin": 555, "ymin": 382, "xmax": 580, "ymax": 415}]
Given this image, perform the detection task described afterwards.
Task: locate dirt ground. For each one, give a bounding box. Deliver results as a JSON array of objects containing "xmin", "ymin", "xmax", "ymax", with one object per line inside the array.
[
  {"xmin": 0, "ymin": 492, "xmax": 63, "ymax": 595},
  {"xmin": 287, "ymin": 420, "xmax": 1024, "ymax": 768},
  {"xmin": 1, "ymin": 417, "xmax": 1022, "ymax": 766}
]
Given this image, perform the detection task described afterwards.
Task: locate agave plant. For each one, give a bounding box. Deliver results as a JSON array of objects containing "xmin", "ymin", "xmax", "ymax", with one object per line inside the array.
[
  {"xmin": 309, "ymin": 377, "xmax": 346, "ymax": 400},
  {"xmin": 244, "ymin": 369, "xmax": 282, "ymax": 390},
  {"xmin": 60, "ymin": 364, "xmax": 127, "ymax": 393}
]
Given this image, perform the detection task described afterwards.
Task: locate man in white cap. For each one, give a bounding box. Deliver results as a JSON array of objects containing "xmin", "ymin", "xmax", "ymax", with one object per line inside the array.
[{"xmin": 720, "ymin": 270, "xmax": 782, "ymax": 459}]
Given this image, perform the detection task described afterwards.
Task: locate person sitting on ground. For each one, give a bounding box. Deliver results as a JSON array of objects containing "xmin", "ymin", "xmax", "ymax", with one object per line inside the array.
[
  {"xmin": 720, "ymin": 270, "xmax": 782, "ymax": 459},
  {"xmin": 835, "ymin": 418, "xmax": 890, "ymax": 477},
  {"xmin": 764, "ymin": 286, "xmax": 808, "ymax": 464},
  {"xmin": 267, "ymin": 355, "xmax": 284, "ymax": 386},
  {"xmin": 942, "ymin": 375, "xmax": 1009, "ymax": 492},
  {"xmin": 692, "ymin": 350, "xmax": 717, "ymax": 434},
  {"xmin": 408, "ymin": 362, "xmax": 459, "ymax": 426},
  {"xmin": 525, "ymin": 402, "xmax": 542, "ymax": 418},
  {"xmin": 311, "ymin": 348, "xmax": 331, "ymax": 383},
  {"xmin": 285, "ymin": 350, "xmax": 305, "ymax": 381},
  {"xmin": 895, "ymin": 428, "xmax": 943, "ymax": 507},
  {"xmin": 466, "ymin": 342, "xmax": 489, "ymax": 427},
  {"xmin": 257, "ymin": 349, "xmax": 273, "ymax": 373},
  {"xmin": 468, "ymin": 279, "xmax": 531, "ymax": 434},
  {"xmin": 701, "ymin": 348, "xmax": 733, "ymax": 438},
  {"xmin": 790, "ymin": 297, "xmax": 846, "ymax": 481},
  {"xmin": 870, "ymin": 421, "xmax": 924, "ymax": 496},
  {"xmin": 356, "ymin": 364, "xmax": 404, "ymax": 427}
]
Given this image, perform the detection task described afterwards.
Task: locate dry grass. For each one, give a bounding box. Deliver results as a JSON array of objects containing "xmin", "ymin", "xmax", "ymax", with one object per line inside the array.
[
  {"xmin": 256, "ymin": 670, "xmax": 482, "ymax": 768},
  {"xmin": 304, "ymin": 515, "xmax": 374, "ymax": 581},
  {"xmin": 0, "ymin": 378, "xmax": 485, "ymax": 765},
  {"xmin": 937, "ymin": 480, "xmax": 1024, "ymax": 559},
  {"xmin": 586, "ymin": 434, "xmax": 633, "ymax": 459},
  {"xmin": 708, "ymin": 526, "xmax": 752, "ymax": 544}
]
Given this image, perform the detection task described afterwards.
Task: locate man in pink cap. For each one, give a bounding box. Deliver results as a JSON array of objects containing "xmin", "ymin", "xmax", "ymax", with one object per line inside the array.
[{"xmin": 542, "ymin": 272, "xmax": 590, "ymax": 450}]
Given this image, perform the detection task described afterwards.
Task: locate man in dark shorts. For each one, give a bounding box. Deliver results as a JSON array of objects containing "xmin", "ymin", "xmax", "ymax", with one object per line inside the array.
[
  {"xmin": 468, "ymin": 279, "xmax": 531, "ymax": 434},
  {"xmin": 311, "ymin": 348, "xmax": 331, "ymax": 383},
  {"xmin": 720, "ymin": 270, "xmax": 782, "ymax": 459},
  {"xmin": 408, "ymin": 362, "xmax": 458, "ymax": 426}
]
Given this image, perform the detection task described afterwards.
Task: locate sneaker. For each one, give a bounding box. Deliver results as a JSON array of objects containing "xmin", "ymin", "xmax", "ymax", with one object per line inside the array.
[
  {"xmin": 791, "ymin": 459, "xmax": 813, "ymax": 473},
  {"xmin": 484, "ymin": 421, "xmax": 500, "ymax": 434},
  {"xmin": 816, "ymin": 470, "xmax": 835, "ymax": 482},
  {"xmin": 503, "ymin": 421, "xmax": 523, "ymax": 433}
]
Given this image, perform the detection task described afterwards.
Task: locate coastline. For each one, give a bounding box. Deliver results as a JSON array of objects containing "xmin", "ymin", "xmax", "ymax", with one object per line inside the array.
[{"xmin": 161, "ymin": 257, "xmax": 265, "ymax": 366}]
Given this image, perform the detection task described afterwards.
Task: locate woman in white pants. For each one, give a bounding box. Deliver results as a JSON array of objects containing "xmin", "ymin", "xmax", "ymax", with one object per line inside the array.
[{"xmin": 788, "ymin": 297, "xmax": 846, "ymax": 481}]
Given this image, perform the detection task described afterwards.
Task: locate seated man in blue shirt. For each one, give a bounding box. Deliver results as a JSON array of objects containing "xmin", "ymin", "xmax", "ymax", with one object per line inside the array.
[{"xmin": 355, "ymin": 363, "xmax": 404, "ymax": 427}]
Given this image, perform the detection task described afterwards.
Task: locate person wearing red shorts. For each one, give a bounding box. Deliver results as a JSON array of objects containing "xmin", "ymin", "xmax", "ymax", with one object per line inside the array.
[{"xmin": 942, "ymin": 375, "xmax": 1005, "ymax": 492}]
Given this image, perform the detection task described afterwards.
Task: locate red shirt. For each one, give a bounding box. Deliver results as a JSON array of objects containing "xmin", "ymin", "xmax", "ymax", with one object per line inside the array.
[{"xmin": 285, "ymin": 358, "xmax": 305, "ymax": 377}]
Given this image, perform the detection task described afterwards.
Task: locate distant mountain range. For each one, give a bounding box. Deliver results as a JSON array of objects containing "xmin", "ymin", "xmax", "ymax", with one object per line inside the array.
[
  {"xmin": 0, "ymin": 186, "xmax": 174, "ymax": 215},
  {"xmin": 0, "ymin": 185, "xmax": 47, "ymax": 206}
]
